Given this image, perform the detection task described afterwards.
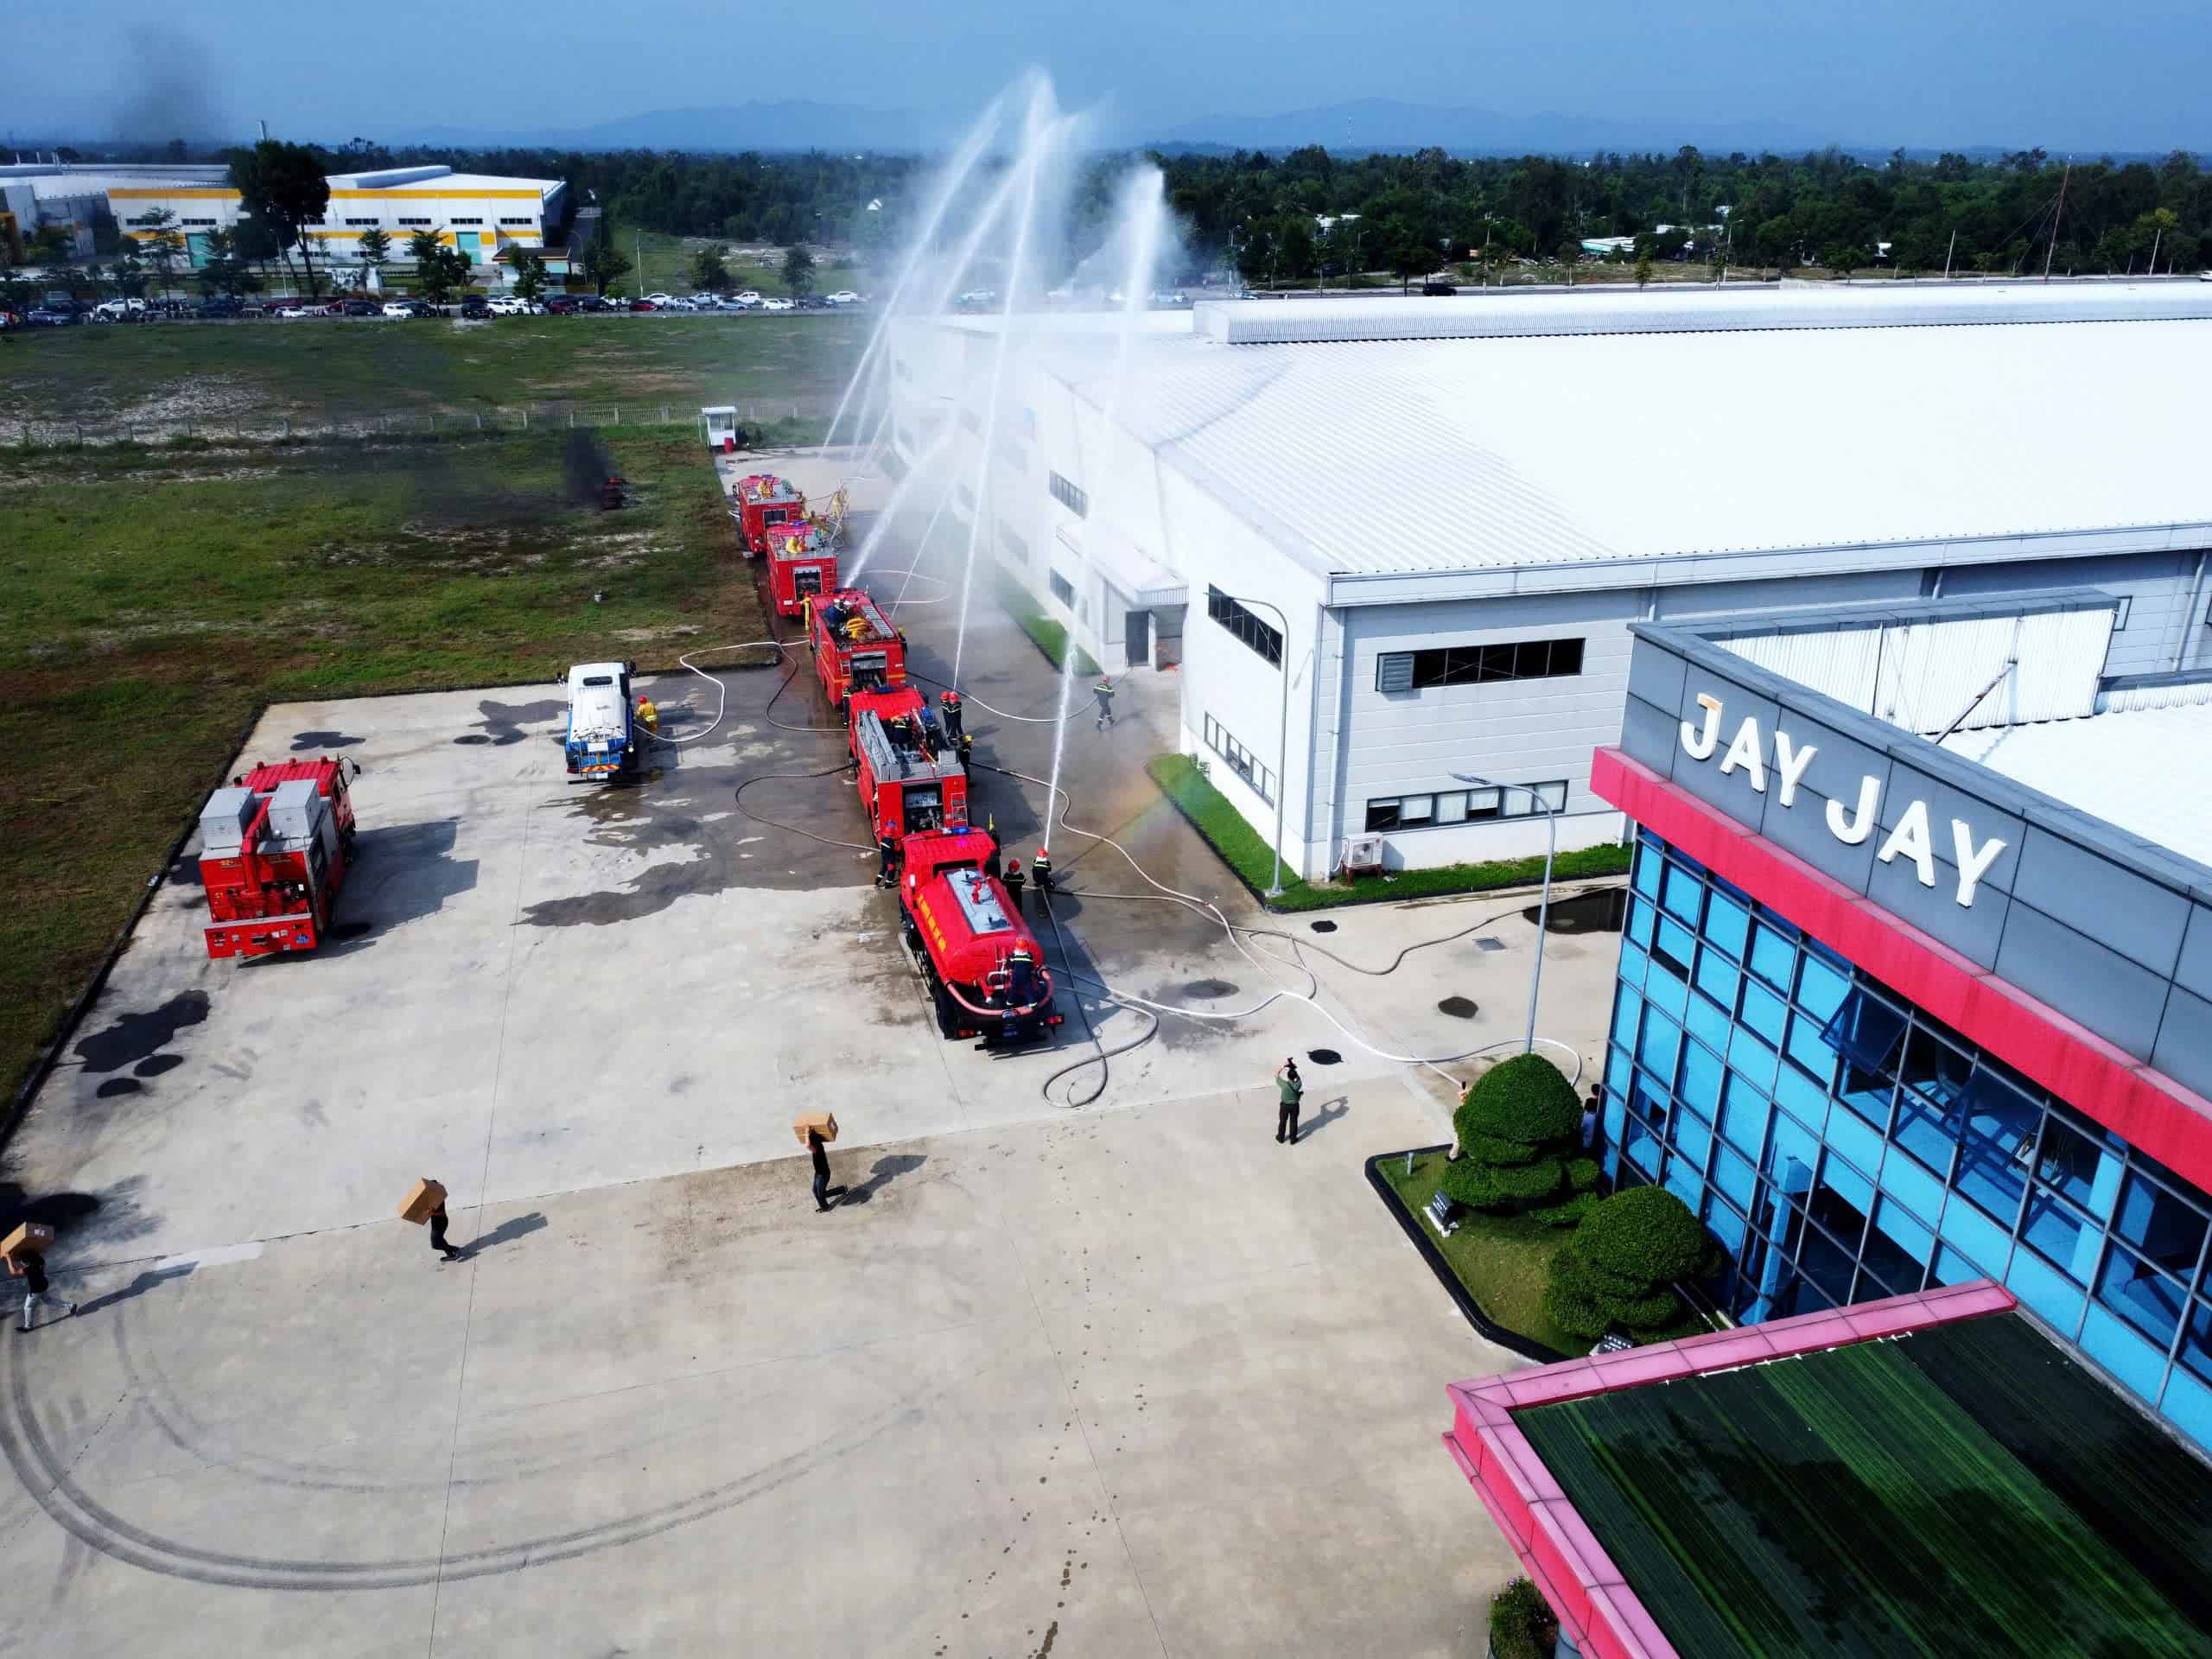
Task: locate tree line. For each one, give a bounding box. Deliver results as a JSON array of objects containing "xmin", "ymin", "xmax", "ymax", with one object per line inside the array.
[{"xmin": 11, "ymin": 137, "xmax": 2210, "ymax": 309}]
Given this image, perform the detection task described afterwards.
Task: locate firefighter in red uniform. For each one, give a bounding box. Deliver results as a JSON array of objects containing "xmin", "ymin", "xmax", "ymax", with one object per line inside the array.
[
  {"xmin": 938, "ymin": 690, "xmax": 964, "ymax": 742},
  {"xmin": 1033, "ymin": 848, "xmax": 1054, "ymax": 898},
  {"xmin": 1001, "ymin": 858, "xmax": 1025, "ymax": 913}
]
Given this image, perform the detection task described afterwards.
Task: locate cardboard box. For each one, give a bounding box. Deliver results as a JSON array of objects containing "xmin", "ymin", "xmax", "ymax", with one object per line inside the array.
[
  {"xmin": 792, "ymin": 1111, "xmax": 838, "ymax": 1147},
  {"xmin": 398, "ymin": 1179, "xmax": 447, "ymax": 1225},
  {"xmin": 3, "ymin": 1222, "xmax": 55, "ymax": 1263}
]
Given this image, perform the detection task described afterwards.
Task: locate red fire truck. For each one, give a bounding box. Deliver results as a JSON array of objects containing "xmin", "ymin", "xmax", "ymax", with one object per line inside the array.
[
  {"xmin": 730, "ymin": 473, "xmax": 806, "ymax": 558},
  {"xmin": 809, "ymin": 588, "xmax": 907, "ymax": 709},
  {"xmin": 765, "ymin": 518, "xmax": 839, "ymax": 619},
  {"xmin": 198, "ymin": 756, "xmax": 361, "ymax": 959},
  {"xmin": 850, "ymin": 685, "xmax": 969, "ymax": 838},
  {"xmin": 898, "ymin": 826, "xmax": 1062, "ymax": 1044}
]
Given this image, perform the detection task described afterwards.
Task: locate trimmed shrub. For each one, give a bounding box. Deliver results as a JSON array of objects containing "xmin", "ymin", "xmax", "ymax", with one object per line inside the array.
[
  {"xmin": 1542, "ymin": 1185, "xmax": 1710, "ymax": 1342},
  {"xmin": 1489, "ymin": 1577, "xmax": 1557, "ymax": 1659},
  {"xmin": 1441, "ymin": 1052, "xmax": 1580, "ymax": 1214}
]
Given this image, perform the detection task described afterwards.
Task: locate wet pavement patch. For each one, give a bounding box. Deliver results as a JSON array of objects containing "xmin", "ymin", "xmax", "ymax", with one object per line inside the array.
[
  {"xmin": 96, "ymin": 1077, "xmax": 145, "ymax": 1098},
  {"xmin": 1436, "ymin": 995, "xmax": 1480, "ymax": 1020},
  {"xmin": 1308, "ymin": 919, "xmax": 1338, "ymax": 933},
  {"xmin": 74, "ymin": 991, "xmax": 210, "ymax": 1074},
  {"xmin": 133, "ymin": 1053, "xmax": 184, "ymax": 1079},
  {"xmin": 453, "ymin": 734, "xmax": 491, "ymax": 746},
  {"xmin": 289, "ymin": 729, "xmax": 365, "ymax": 751},
  {"xmin": 1306, "ymin": 1048, "xmax": 1343, "ymax": 1065},
  {"xmin": 1525, "ymin": 887, "xmax": 1628, "ymax": 934},
  {"xmin": 467, "ymin": 696, "xmax": 564, "ymax": 747},
  {"xmin": 1475, "ymin": 936, "xmax": 1506, "ymax": 952},
  {"xmin": 1181, "ymin": 979, "xmax": 1237, "ymax": 999}
]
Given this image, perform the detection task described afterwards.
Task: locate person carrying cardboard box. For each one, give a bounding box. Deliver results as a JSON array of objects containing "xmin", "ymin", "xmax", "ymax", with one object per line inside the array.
[
  {"xmin": 5, "ymin": 1223, "xmax": 74, "ymax": 1332},
  {"xmin": 795, "ymin": 1114, "xmax": 845, "ymax": 1212}
]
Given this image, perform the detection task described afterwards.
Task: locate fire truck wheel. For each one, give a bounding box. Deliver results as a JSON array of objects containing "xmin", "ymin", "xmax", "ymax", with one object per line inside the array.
[{"xmin": 931, "ymin": 982, "xmax": 963, "ymax": 1040}]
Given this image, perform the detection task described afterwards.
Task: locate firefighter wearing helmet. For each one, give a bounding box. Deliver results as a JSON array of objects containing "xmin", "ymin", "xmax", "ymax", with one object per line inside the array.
[
  {"xmin": 938, "ymin": 689, "xmax": 964, "ymax": 742},
  {"xmin": 1033, "ymin": 847, "xmax": 1054, "ymax": 895},
  {"xmin": 635, "ymin": 692, "xmax": 658, "ymax": 735}
]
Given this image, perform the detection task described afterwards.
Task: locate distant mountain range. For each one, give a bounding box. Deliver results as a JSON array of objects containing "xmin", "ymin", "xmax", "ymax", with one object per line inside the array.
[{"xmin": 391, "ymin": 97, "xmax": 1848, "ymax": 158}]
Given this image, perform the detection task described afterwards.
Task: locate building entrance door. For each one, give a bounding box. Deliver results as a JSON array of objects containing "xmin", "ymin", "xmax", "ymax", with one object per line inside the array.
[{"xmin": 1124, "ymin": 610, "xmax": 1149, "ymax": 669}]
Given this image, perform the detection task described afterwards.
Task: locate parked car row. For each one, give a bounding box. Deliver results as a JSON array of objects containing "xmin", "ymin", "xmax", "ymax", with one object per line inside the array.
[{"xmin": 9, "ymin": 289, "xmax": 862, "ymax": 327}]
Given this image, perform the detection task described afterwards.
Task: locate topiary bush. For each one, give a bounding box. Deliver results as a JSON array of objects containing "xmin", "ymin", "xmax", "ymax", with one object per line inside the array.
[
  {"xmin": 1542, "ymin": 1185, "xmax": 1714, "ymax": 1342},
  {"xmin": 1439, "ymin": 1052, "xmax": 1581, "ymax": 1213},
  {"xmin": 1488, "ymin": 1577, "xmax": 1558, "ymax": 1659}
]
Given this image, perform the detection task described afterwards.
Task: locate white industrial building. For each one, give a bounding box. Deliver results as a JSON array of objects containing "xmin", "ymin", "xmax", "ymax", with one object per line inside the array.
[
  {"xmin": 1, "ymin": 161, "xmax": 566, "ymax": 279},
  {"xmin": 888, "ymin": 284, "xmax": 2212, "ymax": 880},
  {"xmin": 1, "ymin": 162, "xmax": 231, "ymax": 260}
]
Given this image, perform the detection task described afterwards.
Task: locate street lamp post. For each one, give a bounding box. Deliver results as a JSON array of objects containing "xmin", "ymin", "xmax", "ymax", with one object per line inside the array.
[
  {"xmin": 1452, "ymin": 773, "xmax": 1560, "ymax": 1055},
  {"xmin": 1217, "ymin": 593, "xmax": 1293, "ymax": 898}
]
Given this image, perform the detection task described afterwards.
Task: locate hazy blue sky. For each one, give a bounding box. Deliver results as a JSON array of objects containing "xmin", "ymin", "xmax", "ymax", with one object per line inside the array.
[{"xmin": 9, "ymin": 0, "xmax": 2209, "ymax": 151}]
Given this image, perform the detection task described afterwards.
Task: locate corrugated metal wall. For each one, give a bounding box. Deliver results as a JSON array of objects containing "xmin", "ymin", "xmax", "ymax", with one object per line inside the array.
[{"xmin": 1723, "ymin": 607, "xmax": 2115, "ymax": 734}]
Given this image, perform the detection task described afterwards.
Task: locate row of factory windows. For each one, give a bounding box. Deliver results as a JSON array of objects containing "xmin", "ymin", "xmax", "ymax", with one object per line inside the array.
[
  {"xmin": 1375, "ymin": 637, "xmax": 1586, "ymax": 692},
  {"xmin": 1202, "ymin": 714, "xmax": 1274, "ymax": 806},
  {"xmin": 1363, "ymin": 779, "xmax": 1567, "ymax": 833},
  {"xmin": 1603, "ymin": 831, "xmax": 2212, "ymax": 1449},
  {"xmin": 336, "ymin": 215, "xmax": 533, "ymax": 228},
  {"xmin": 1206, "ymin": 587, "xmax": 1284, "ymax": 666}
]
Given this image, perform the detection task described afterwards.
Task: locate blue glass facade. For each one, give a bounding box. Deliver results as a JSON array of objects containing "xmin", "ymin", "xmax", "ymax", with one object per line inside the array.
[{"xmin": 1603, "ymin": 830, "xmax": 2212, "ymax": 1452}]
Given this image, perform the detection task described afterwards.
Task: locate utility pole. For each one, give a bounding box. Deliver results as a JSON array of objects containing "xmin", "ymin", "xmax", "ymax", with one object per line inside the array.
[
  {"xmin": 2147, "ymin": 226, "xmax": 2163, "ymax": 276},
  {"xmin": 1943, "ymin": 229, "xmax": 1955, "ymax": 279},
  {"xmin": 2043, "ymin": 162, "xmax": 2070, "ymax": 282}
]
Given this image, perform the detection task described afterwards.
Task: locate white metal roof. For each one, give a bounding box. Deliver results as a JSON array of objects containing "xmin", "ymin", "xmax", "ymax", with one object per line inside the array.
[
  {"xmin": 1032, "ymin": 288, "xmax": 2212, "ymax": 581},
  {"xmin": 1941, "ymin": 704, "xmax": 2212, "ymax": 872},
  {"xmin": 1192, "ymin": 281, "xmax": 2212, "ymax": 344},
  {"xmin": 328, "ymin": 168, "xmax": 561, "ymax": 197}
]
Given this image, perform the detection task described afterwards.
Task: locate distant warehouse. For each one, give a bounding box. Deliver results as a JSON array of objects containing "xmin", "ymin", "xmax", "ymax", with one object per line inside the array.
[
  {"xmin": 890, "ymin": 283, "xmax": 2212, "ymax": 880},
  {"xmin": 0, "ymin": 160, "xmax": 567, "ymax": 281}
]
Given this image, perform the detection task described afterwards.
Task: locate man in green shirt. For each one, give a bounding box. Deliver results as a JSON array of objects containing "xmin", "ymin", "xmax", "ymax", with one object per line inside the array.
[{"xmin": 1274, "ymin": 1058, "xmax": 1304, "ymax": 1144}]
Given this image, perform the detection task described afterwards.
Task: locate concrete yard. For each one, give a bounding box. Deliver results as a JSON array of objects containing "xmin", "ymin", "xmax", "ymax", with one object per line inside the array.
[{"xmin": 0, "ymin": 492, "xmax": 1625, "ymax": 1655}]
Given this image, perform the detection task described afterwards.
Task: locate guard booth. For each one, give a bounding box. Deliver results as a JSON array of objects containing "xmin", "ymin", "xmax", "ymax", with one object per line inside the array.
[{"xmin": 699, "ymin": 405, "xmax": 740, "ymax": 454}]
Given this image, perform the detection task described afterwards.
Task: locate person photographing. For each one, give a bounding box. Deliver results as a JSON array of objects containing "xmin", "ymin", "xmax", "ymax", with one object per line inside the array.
[{"xmin": 1274, "ymin": 1058, "xmax": 1304, "ymax": 1145}]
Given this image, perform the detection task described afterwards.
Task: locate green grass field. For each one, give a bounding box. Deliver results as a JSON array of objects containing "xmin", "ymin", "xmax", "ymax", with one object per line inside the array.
[
  {"xmin": 0, "ymin": 428, "xmax": 766, "ymax": 1106},
  {"xmin": 614, "ymin": 226, "xmax": 868, "ymax": 301},
  {"xmin": 0, "ymin": 309, "xmax": 869, "ymax": 433}
]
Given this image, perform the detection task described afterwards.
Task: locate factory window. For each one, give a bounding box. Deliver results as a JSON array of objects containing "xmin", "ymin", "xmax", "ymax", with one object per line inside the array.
[
  {"xmin": 344, "ymin": 217, "xmax": 380, "ymax": 227},
  {"xmin": 1206, "ymin": 587, "xmax": 1283, "ymax": 667},
  {"xmin": 999, "ymin": 523, "xmax": 1029, "ymax": 567},
  {"xmin": 499, "ymin": 216, "xmax": 533, "ymax": 226},
  {"xmin": 397, "ymin": 217, "xmax": 433, "ymax": 226},
  {"xmin": 1376, "ymin": 637, "xmax": 1586, "ymax": 693},
  {"xmin": 1363, "ymin": 779, "xmax": 1567, "ymax": 833},
  {"xmin": 181, "ymin": 218, "xmax": 218, "ymax": 227},
  {"xmin": 449, "ymin": 217, "xmax": 484, "ymax": 226},
  {"xmin": 1048, "ymin": 471, "xmax": 1088, "ymax": 518},
  {"xmin": 125, "ymin": 212, "xmax": 163, "ymax": 226},
  {"xmin": 1049, "ymin": 571, "xmax": 1076, "ymax": 608},
  {"xmin": 1020, "ymin": 406, "xmax": 1038, "ymax": 439},
  {"xmin": 1203, "ymin": 715, "xmax": 1274, "ymax": 805}
]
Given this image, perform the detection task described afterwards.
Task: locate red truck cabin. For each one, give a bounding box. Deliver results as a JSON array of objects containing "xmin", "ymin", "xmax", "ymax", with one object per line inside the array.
[
  {"xmin": 850, "ymin": 687, "xmax": 969, "ymax": 838},
  {"xmin": 810, "ymin": 588, "xmax": 906, "ymax": 709},
  {"xmin": 766, "ymin": 519, "xmax": 839, "ymax": 619},
  {"xmin": 731, "ymin": 473, "xmax": 804, "ymax": 558},
  {"xmin": 198, "ymin": 756, "xmax": 359, "ymax": 960}
]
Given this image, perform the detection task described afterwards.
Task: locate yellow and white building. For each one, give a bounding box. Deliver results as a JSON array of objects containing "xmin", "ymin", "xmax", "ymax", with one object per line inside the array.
[{"xmin": 106, "ymin": 162, "xmax": 568, "ymax": 283}]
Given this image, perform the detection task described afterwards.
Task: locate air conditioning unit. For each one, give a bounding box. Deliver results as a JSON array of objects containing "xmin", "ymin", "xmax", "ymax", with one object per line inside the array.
[{"xmin": 1340, "ymin": 835, "xmax": 1386, "ymax": 879}]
